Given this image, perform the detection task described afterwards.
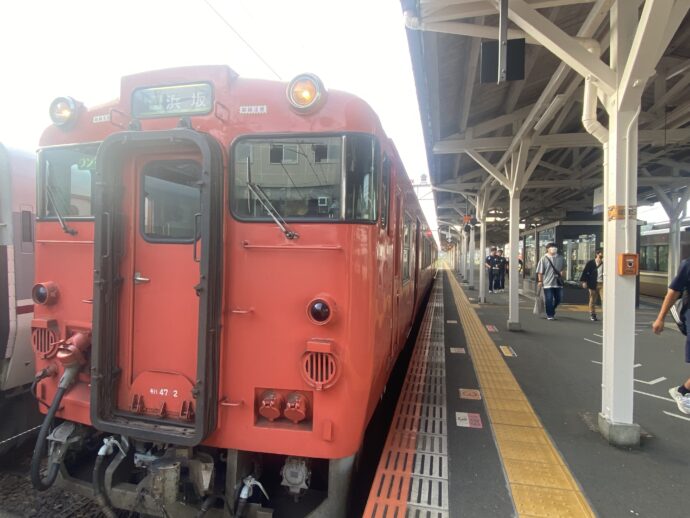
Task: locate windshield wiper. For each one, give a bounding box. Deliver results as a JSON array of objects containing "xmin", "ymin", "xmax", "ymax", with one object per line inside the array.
[
  {"xmin": 246, "ymin": 157, "xmax": 298, "ymax": 240},
  {"xmin": 45, "ymin": 184, "xmax": 77, "ymax": 235}
]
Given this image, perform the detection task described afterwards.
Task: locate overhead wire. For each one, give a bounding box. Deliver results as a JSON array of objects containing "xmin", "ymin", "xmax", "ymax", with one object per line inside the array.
[{"xmin": 203, "ymin": 0, "xmax": 282, "ymax": 81}]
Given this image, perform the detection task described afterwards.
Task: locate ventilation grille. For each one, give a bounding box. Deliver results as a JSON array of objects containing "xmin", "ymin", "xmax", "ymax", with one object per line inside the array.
[
  {"xmin": 301, "ymin": 351, "xmax": 338, "ymax": 390},
  {"xmin": 32, "ymin": 327, "xmax": 58, "ymax": 358}
]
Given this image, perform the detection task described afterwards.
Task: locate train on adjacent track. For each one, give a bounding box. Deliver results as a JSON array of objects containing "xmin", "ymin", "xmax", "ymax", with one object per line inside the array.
[
  {"xmin": 0, "ymin": 144, "xmax": 41, "ymax": 455},
  {"xmin": 29, "ymin": 66, "xmax": 436, "ymax": 517},
  {"xmin": 639, "ymin": 222, "xmax": 690, "ymax": 297}
]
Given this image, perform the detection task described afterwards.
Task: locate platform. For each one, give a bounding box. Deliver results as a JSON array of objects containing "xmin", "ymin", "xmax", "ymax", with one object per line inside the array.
[{"xmin": 365, "ymin": 268, "xmax": 688, "ymax": 517}]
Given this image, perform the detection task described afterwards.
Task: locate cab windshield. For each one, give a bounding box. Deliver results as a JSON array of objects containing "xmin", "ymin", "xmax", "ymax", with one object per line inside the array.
[
  {"xmin": 231, "ymin": 134, "xmax": 378, "ymax": 222},
  {"xmin": 39, "ymin": 145, "xmax": 99, "ymax": 218}
]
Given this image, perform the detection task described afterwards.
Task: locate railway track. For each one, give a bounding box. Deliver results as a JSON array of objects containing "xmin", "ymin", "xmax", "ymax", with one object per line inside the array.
[{"xmin": 0, "ymin": 446, "xmax": 105, "ymax": 518}]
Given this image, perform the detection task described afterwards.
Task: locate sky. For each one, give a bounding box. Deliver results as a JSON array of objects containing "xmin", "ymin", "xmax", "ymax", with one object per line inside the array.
[{"xmin": 0, "ymin": 0, "xmax": 438, "ymax": 237}]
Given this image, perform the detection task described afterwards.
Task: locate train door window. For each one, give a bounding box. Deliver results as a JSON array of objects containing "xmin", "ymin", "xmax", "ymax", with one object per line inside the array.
[
  {"xmin": 19, "ymin": 205, "xmax": 33, "ymax": 253},
  {"xmin": 402, "ymin": 214, "xmax": 411, "ymax": 282},
  {"xmin": 140, "ymin": 160, "xmax": 201, "ymax": 242},
  {"xmin": 381, "ymin": 155, "xmax": 391, "ymax": 230},
  {"xmin": 345, "ymin": 135, "xmax": 379, "ymax": 222},
  {"xmin": 21, "ymin": 209, "xmax": 32, "ymax": 243},
  {"xmin": 658, "ymin": 245, "xmax": 669, "ymax": 272},
  {"xmin": 643, "ymin": 245, "xmax": 658, "ymax": 271},
  {"xmin": 41, "ymin": 145, "xmax": 98, "ymax": 218}
]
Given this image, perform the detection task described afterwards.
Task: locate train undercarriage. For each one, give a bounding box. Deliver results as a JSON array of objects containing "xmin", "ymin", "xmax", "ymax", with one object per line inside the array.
[{"xmin": 43, "ymin": 421, "xmax": 354, "ymax": 517}]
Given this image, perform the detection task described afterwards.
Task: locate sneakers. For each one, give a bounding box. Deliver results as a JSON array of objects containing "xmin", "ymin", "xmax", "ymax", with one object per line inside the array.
[
  {"xmin": 668, "ymin": 387, "xmax": 690, "ymax": 414},
  {"xmin": 547, "ymin": 317, "xmax": 555, "ymax": 321},
  {"xmin": 489, "ymin": 290, "xmax": 494, "ymax": 294},
  {"xmin": 590, "ymin": 314, "xmax": 598, "ymax": 321}
]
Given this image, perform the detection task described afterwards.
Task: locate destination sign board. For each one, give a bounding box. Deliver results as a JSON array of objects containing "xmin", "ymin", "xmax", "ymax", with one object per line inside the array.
[{"xmin": 132, "ymin": 83, "xmax": 213, "ymax": 118}]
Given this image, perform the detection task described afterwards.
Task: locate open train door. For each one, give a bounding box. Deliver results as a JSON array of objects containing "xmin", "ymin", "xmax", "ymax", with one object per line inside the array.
[{"xmin": 91, "ymin": 129, "xmax": 223, "ymax": 446}]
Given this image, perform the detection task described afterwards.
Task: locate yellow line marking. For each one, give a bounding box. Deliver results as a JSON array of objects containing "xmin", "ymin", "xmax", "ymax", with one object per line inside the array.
[{"xmin": 447, "ymin": 268, "xmax": 595, "ymax": 518}]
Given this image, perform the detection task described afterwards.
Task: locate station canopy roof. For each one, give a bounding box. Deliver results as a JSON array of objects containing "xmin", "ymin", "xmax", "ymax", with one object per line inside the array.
[{"xmin": 403, "ymin": 0, "xmax": 690, "ymax": 244}]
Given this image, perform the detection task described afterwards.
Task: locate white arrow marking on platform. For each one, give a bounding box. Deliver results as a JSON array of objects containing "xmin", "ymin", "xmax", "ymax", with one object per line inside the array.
[
  {"xmin": 594, "ymin": 333, "xmax": 603, "ymax": 337},
  {"xmin": 663, "ymin": 411, "xmax": 690, "ymax": 421},
  {"xmin": 634, "ymin": 389, "xmax": 673, "ymax": 402},
  {"xmin": 634, "ymin": 377, "xmax": 666, "ymax": 385},
  {"xmin": 591, "ymin": 360, "xmax": 601, "ymax": 365},
  {"xmin": 584, "ymin": 338, "xmax": 601, "ymax": 345}
]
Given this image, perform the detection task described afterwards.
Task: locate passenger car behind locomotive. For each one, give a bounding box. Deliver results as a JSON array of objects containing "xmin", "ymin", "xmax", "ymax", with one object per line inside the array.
[{"xmin": 31, "ymin": 66, "xmax": 435, "ymax": 516}]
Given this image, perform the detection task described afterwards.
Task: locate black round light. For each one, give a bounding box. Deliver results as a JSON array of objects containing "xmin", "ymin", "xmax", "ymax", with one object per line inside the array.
[
  {"xmin": 32, "ymin": 284, "xmax": 48, "ymax": 304},
  {"xmin": 309, "ymin": 300, "xmax": 331, "ymax": 323},
  {"xmin": 31, "ymin": 282, "xmax": 59, "ymax": 305}
]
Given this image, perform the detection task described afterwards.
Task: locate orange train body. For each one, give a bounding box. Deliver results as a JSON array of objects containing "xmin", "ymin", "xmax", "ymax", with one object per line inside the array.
[{"xmin": 32, "ymin": 65, "xmax": 436, "ymax": 515}]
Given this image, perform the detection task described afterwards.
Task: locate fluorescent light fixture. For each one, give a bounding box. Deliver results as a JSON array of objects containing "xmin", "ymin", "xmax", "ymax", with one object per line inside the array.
[{"xmin": 534, "ymin": 94, "xmax": 566, "ymax": 134}]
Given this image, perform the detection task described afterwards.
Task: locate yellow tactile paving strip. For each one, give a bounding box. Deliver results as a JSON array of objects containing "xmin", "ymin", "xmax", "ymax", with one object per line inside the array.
[{"xmin": 447, "ymin": 269, "xmax": 596, "ymax": 518}]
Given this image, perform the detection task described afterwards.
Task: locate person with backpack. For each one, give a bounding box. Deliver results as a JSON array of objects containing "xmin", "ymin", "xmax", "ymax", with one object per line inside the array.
[
  {"xmin": 536, "ymin": 242, "xmax": 565, "ymax": 321},
  {"xmin": 653, "ymin": 256, "xmax": 690, "ymax": 414},
  {"xmin": 580, "ymin": 249, "xmax": 604, "ymax": 321}
]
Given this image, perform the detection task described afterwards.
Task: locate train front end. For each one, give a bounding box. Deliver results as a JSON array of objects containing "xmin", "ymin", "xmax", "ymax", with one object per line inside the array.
[{"xmin": 31, "ymin": 66, "xmax": 395, "ymax": 517}]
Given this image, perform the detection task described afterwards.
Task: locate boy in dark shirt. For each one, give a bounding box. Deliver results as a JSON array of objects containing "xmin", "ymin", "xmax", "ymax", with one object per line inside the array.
[
  {"xmin": 495, "ymin": 249, "xmax": 507, "ymax": 292},
  {"xmin": 653, "ymin": 257, "xmax": 690, "ymax": 414}
]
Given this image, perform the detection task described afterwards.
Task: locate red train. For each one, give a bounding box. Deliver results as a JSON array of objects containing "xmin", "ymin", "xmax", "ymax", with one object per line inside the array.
[{"xmin": 30, "ymin": 66, "xmax": 436, "ymax": 516}]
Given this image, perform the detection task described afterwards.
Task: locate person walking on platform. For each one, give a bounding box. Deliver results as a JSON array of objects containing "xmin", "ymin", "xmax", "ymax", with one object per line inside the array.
[
  {"xmin": 580, "ymin": 249, "xmax": 604, "ymax": 321},
  {"xmin": 536, "ymin": 243, "xmax": 565, "ymax": 321},
  {"xmin": 652, "ymin": 256, "xmax": 690, "ymax": 414},
  {"xmin": 495, "ymin": 249, "xmax": 507, "ymax": 292},
  {"xmin": 485, "ymin": 247, "xmax": 497, "ymax": 293}
]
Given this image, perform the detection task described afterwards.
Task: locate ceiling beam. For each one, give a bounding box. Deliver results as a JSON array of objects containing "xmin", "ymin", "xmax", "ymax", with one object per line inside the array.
[
  {"xmin": 618, "ymin": 0, "xmax": 679, "ymax": 111},
  {"xmin": 507, "ymin": 0, "xmax": 616, "ymax": 95},
  {"xmin": 433, "ymin": 128, "xmax": 690, "ymax": 153},
  {"xmin": 420, "ymin": 0, "xmax": 596, "ymax": 22},
  {"xmin": 466, "ymin": 149, "xmax": 511, "ymax": 188}
]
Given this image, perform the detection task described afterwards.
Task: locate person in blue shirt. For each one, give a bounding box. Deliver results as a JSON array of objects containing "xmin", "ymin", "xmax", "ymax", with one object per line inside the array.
[
  {"xmin": 485, "ymin": 247, "xmax": 497, "ymax": 293},
  {"xmin": 653, "ymin": 257, "xmax": 690, "ymax": 414}
]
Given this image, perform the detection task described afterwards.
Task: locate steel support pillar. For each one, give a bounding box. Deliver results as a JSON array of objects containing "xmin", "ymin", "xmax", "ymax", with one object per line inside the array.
[
  {"xmin": 479, "ymin": 218, "xmax": 487, "ymax": 303},
  {"xmin": 669, "ymin": 212, "xmax": 682, "ymax": 284},
  {"xmin": 507, "ymin": 191, "xmax": 521, "ymax": 330},
  {"xmin": 599, "ymin": 0, "xmax": 640, "ymax": 447},
  {"xmin": 457, "ymin": 234, "xmax": 463, "ymax": 278},
  {"xmin": 464, "ymin": 230, "xmax": 471, "ymax": 282},
  {"xmin": 469, "ymin": 225, "xmax": 476, "ymax": 290}
]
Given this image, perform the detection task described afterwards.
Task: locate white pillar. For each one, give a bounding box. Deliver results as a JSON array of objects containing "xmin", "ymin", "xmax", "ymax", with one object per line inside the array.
[
  {"xmin": 599, "ymin": 0, "xmax": 640, "ymax": 447},
  {"xmin": 507, "ymin": 190, "xmax": 521, "ymax": 330},
  {"xmin": 469, "ymin": 225, "xmax": 476, "ymax": 290},
  {"xmin": 669, "ymin": 212, "xmax": 681, "ymax": 284},
  {"xmin": 479, "ymin": 218, "xmax": 487, "ymax": 303},
  {"xmin": 464, "ymin": 230, "xmax": 470, "ymax": 280},
  {"xmin": 459, "ymin": 233, "xmax": 465, "ymax": 278},
  {"xmin": 666, "ymin": 188, "xmax": 688, "ymax": 284}
]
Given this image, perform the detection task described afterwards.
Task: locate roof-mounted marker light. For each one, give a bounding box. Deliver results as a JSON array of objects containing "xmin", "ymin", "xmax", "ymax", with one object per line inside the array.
[
  {"xmin": 287, "ymin": 73, "xmax": 326, "ymax": 112},
  {"xmin": 49, "ymin": 97, "xmax": 78, "ymax": 127}
]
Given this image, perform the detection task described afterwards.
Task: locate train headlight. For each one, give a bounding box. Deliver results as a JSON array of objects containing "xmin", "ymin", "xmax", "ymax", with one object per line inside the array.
[
  {"xmin": 307, "ymin": 295, "xmax": 335, "ymax": 325},
  {"xmin": 49, "ymin": 96, "xmax": 78, "ymax": 127},
  {"xmin": 32, "ymin": 282, "xmax": 59, "ymax": 305},
  {"xmin": 287, "ymin": 73, "xmax": 326, "ymax": 112}
]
